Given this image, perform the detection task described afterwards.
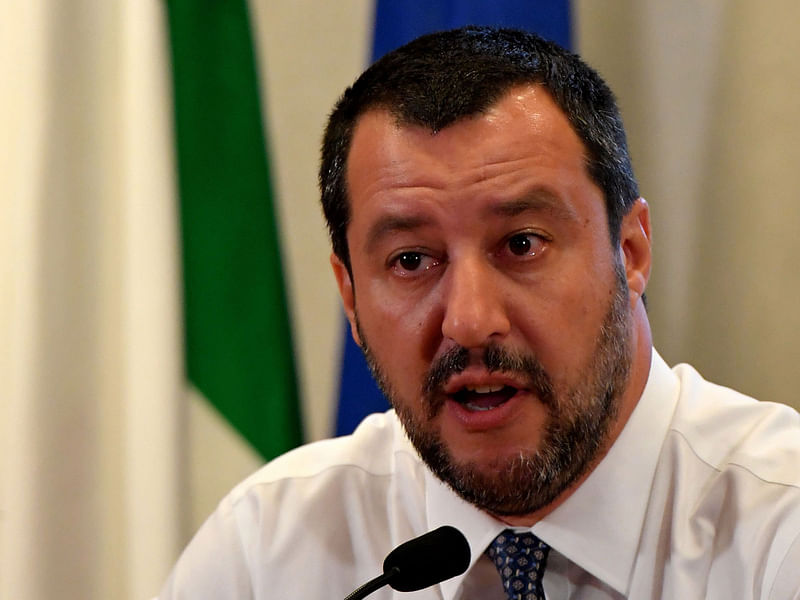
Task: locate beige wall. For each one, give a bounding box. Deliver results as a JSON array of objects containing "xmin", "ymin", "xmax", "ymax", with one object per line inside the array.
[{"xmin": 578, "ymin": 0, "xmax": 800, "ymax": 410}]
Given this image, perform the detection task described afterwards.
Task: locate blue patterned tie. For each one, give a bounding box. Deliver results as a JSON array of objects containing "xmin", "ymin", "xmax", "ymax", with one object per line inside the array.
[{"xmin": 487, "ymin": 529, "xmax": 550, "ymax": 600}]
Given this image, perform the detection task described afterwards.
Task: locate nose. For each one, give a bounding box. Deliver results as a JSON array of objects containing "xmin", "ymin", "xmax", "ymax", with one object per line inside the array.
[{"xmin": 440, "ymin": 256, "xmax": 511, "ymax": 349}]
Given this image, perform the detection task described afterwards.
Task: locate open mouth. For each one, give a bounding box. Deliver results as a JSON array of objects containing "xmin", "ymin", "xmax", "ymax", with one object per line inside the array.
[{"xmin": 451, "ymin": 385, "xmax": 519, "ymax": 411}]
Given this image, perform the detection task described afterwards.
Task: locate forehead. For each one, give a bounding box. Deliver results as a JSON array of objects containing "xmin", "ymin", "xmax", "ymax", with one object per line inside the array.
[{"xmin": 346, "ymin": 85, "xmax": 590, "ymax": 198}]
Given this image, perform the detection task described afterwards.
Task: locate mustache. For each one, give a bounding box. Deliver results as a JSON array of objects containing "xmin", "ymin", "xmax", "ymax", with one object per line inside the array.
[{"xmin": 423, "ymin": 344, "xmax": 555, "ymax": 406}]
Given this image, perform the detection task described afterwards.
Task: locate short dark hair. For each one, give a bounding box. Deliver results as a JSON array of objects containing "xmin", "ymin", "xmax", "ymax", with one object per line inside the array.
[{"xmin": 319, "ymin": 26, "xmax": 639, "ymax": 271}]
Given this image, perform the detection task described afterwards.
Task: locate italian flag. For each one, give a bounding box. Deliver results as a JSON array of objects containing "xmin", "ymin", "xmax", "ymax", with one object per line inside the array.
[
  {"xmin": 167, "ymin": 0, "xmax": 302, "ymax": 462},
  {"xmin": 2, "ymin": 1, "xmax": 303, "ymax": 598}
]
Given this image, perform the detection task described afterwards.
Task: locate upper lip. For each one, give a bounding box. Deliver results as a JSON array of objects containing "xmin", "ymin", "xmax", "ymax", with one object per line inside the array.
[{"xmin": 441, "ymin": 368, "xmax": 529, "ymax": 396}]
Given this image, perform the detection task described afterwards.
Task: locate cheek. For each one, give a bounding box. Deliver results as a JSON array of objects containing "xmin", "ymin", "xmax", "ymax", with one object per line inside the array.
[
  {"xmin": 510, "ymin": 271, "xmax": 611, "ymax": 375},
  {"xmin": 356, "ymin": 284, "xmax": 444, "ymax": 385},
  {"xmin": 369, "ymin": 273, "xmax": 442, "ymax": 325}
]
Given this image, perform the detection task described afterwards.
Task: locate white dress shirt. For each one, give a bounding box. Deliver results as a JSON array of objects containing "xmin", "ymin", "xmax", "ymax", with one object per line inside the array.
[{"xmin": 158, "ymin": 351, "xmax": 800, "ymax": 599}]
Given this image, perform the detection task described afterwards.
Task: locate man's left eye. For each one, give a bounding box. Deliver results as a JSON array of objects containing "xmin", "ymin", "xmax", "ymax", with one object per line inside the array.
[{"xmin": 507, "ymin": 233, "xmax": 545, "ymax": 256}]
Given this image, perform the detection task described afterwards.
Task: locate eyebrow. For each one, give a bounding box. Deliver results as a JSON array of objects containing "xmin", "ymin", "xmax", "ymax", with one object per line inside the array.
[
  {"xmin": 364, "ymin": 214, "xmax": 434, "ymax": 253},
  {"xmin": 487, "ymin": 189, "xmax": 580, "ymax": 223},
  {"xmin": 362, "ymin": 189, "xmax": 580, "ymax": 253}
]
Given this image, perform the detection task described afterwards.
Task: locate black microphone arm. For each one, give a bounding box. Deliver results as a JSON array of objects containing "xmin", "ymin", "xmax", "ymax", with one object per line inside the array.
[{"xmin": 343, "ymin": 526, "xmax": 471, "ymax": 600}]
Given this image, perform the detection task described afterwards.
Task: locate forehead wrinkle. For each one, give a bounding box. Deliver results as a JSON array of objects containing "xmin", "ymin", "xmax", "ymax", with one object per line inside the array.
[
  {"xmin": 487, "ymin": 189, "xmax": 581, "ymax": 224},
  {"xmin": 364, "ymin": 212, "xmax": 434, "ymax": 254}
]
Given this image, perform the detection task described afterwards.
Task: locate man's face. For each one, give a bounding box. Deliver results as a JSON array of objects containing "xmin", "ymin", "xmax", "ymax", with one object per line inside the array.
[{"xmin": 333, "ymin": 85, "xmax": 645, "ymax": 519}]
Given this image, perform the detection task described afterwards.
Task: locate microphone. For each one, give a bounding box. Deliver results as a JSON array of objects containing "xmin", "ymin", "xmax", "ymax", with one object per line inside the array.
[{"xmin": 343, "ymin": 526, "xmax": 471, "ymax": 600}]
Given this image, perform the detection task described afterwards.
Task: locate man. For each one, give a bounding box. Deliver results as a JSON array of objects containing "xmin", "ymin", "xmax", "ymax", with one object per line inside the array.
[{"xmin": 158, "ymin": 27, "xmax": 800, "ymax": 599}]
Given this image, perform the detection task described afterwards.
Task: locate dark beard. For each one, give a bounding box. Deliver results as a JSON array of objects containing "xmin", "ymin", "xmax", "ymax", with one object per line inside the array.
[{"xmin": 357, "ymin": 265, "xmax": 632, "ymax": 517}]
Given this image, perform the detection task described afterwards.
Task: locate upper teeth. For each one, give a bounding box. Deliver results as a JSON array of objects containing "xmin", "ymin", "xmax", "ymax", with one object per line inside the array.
[{"xmin": 466, "ymin": 385, "xmax": 504, "ymax": 394}]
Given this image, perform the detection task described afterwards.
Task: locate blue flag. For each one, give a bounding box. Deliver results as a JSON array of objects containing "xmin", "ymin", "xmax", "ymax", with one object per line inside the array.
[{"xmin": 335, "ymin": 0, "xmax": 573, "ymax": 436}]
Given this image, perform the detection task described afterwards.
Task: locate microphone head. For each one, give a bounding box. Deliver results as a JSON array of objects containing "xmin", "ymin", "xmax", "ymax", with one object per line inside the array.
[{"xmin": 382, "ymin": 526, "xmax": 471, "ymax": 592}]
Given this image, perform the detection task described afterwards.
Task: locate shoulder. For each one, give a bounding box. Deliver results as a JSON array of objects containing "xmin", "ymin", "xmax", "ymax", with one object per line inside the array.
[
  {"xmin": 655, "ymin": 364, "xmax": 800, "ymax": 596},
  {"xmin": 235, "ymin": 410, "xmax": 414, "ymax": 486},
  {"xmin": 223, "ymin": 410, "xmax": 427, "ymax": 526},
  {"xmin": 668, "ymin": 362, "xmax": 800, "ymax": 486},
  {"xmin": 158, "ymin": 411, "xmax": 432, "ymax": 599}
]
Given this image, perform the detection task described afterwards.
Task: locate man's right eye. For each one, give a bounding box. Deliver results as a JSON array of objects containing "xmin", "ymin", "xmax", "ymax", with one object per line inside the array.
[
  {"xmin": 389, "ymin": 251, "xmax": 439, "ymax": 277},
  {"xmin": 397, "ymin": 252, "xmax": 423, "ymax": 271}
]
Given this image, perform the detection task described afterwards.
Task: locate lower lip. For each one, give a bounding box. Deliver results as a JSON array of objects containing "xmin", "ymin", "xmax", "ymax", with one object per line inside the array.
[{"xmin": 442, "ymin": 391, "xmax": 527, "ymax": 431}]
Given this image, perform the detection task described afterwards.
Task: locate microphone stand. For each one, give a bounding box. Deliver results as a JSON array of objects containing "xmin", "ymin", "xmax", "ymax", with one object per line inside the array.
[{"xmin": 344, "ymin": 567, "xmax": 400, "ymax": 600}]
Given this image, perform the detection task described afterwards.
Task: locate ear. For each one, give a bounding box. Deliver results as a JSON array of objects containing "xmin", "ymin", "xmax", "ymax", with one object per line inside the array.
[
  {"xmin": 619, "ymin": 197, "xmax": 652, "ymax": 305},
  {"xmin": 330, "ymin": 253, "xmax": 362, "ymax": 346}
]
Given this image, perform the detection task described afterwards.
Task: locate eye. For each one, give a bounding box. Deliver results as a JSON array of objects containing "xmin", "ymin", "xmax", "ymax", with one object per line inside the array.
[
  {"xmin": 397, "ymin": 252, "xmax": 422, "ymax": 270},
  {"xmin": 506, "ymin": 232, "xmax": 546, "ymax": 257},
  {"xmin": 389, "ymin": 251, "xmax": 440, "ymax": 277}
]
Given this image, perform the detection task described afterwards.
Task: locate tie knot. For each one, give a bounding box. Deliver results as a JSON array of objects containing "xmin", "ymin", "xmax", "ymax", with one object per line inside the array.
[{"xmin": 487, "ymin": 529, "xmax": 550, "ymax": 600}]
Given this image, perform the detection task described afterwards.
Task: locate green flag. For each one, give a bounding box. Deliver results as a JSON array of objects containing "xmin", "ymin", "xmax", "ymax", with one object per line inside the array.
[{"xmin": 166, "ymin": 0, "xmax": 302, "ymax": 460}]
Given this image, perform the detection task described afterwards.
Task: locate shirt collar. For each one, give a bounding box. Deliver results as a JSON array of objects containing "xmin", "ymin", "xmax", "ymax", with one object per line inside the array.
[
  {"xmin": 425, "ymin": 465, "xmax": 507, "ymax": 600},
  {"xmin": 424, "ymin": 349, "xmax": 680, "ymax": 598}
]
